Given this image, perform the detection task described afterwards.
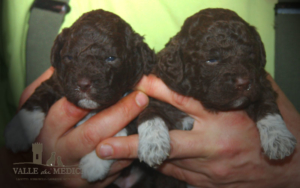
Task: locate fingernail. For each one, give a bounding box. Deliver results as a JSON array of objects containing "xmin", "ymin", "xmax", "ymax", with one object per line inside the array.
[
  {"xmin": 99, "ymin": 144, "xmax": 113, "ymax": 158},
  {"xmin": 135, "ymin": 92, "xmax": 148, "ymax": 107}
]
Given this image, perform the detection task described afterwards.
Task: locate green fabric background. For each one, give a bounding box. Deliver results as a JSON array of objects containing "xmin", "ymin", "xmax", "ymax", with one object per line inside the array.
[{"xmin": 0, "ymin": 0, "xmax": 277, "ymax": 146}]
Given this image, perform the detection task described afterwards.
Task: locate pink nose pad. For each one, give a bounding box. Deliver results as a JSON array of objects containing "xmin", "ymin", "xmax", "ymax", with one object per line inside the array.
[
  {"xmin": 235, "ymin": 77, "xmax": 250, "ymax": 90},
  {"xmin": 77, "ymin": 78, "xmax": 92, "ymax": 92}
]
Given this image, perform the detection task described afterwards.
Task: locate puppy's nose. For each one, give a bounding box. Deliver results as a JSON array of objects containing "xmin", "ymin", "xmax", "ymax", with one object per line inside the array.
[
  {"xmin": 235, "ymin": 77, "xmax": 250, "ymax": 90},
  {"xmin": 77, "ymin": 78, "xmax": 91, "ymax": 92}
]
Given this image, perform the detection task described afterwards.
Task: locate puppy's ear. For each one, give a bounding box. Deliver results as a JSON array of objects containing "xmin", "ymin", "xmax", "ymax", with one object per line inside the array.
[
  {"xmin": 126, "ymin": 25, "xmax": 155, "ymax": 77},
  {"xmin": 50, "ymin": 28, "xmax": 69, "ymax": 69},
  {"xmin": 134, "ymin": 36, "xmax": 156, "ymax": 75},
  {"xmin": 157, "ymin": 38, "xmax": 184, "ymax": 83},
  {"xmin": 252, "ymin": 27, "xmax": 266, "ymax": 68}
]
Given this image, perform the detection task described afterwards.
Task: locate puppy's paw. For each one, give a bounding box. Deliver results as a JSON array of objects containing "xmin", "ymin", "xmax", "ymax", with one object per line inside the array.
[
  {"xmin": 257, "ymin": 114, "xmax": 297, "ymax": 159},
  {"xmin": 80, "ymin": 150, "xmax": 114, "ymax": 182},
  {"xmin": 138, "ymin": 117, "xmax": 170, "ymax": 167},
  {"xmin": 5, "ymin": 109, "xmax": 45, "ymax": 153}
]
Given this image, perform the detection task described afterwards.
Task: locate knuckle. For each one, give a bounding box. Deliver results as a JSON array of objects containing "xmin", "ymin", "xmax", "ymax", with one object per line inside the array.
[
  {"xmin": 172, "ymin": 91, "xmax": 191, "ymax": 107},
  {"xmin": 145, "ymin": 75, "xmax": 161, "ymax": 96},
  {"xmin": 64, "ymin": 135, "xmax": 77, "ymax": 151},
  {"xmin": 81, "ymin": 125, "xmax": 98, "ymax": 148},
  {"xmin": 210, "ymin": 165, "xmax": 230, "ymax": 180},
  {"xmin": 171, "ymin": 167, "xmax": 188, "ymax": 182},
  {"xmin": 117, "ymin": 101, "xmax": 132, "ymax": 120},
  {"xmin": 116, "ymin": 136, "xmax": 138, "ymax": 159},
  {"xmin": 127, "ymin": 139, "xmax": 138, "ymax": 158},
  {"xmin": 215, "ymin": 138, "xmax": 241, "ymax": 157},
  {"xmin": 143, "ymin": 75, "xmax": 155, "ymax": 94},
  {"xmin": 44, "ymin": 116, "xmax": 60, "ymax": 132}
]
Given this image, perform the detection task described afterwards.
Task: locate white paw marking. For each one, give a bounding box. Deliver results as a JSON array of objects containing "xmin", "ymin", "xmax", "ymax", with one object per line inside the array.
[
  {"xmin": 80, "ymin": 150, "xmax": 114, "ymax": 182},
  {"xmin": 138, "ymin": 117, "xmax": 170, "ymax": 167},
  {"xmin": 182, "ymin": 116, "xmax": 194, "ymax": 130},
  {"xmin": 257, "ymin": 114, "xmax": 297, "ymax": 159},
  {"xmin": 78, "ymin": 99, "xmax": 99, "ymax": 109},
  {"xmin": 80, "ymin": 129, "xmax": 127, "ymax": 182},
  {"xmin": 5, "ymin": 109, "xmax": 45, "ymax": 153},
  {"xmin": 114, "ymin": 166, "xmax": 144, "ymax": 188}
]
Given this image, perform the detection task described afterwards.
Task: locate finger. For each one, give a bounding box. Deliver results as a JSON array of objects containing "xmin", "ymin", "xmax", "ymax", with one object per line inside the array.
[
  {"xmin": 135, "ymin": 75, "xmax": 209, "ymax": 117},
  {"xmin": 36, "ymin": 97, "xmax": 89, "ymax": 152},
  {"xmin": 98, "ymin": 129, "xmax": 212, "ymax": 160},
  {"xmin": 99, "ymin": 110, "xmax": 258, "ymax": 160},
  {"xmin": 167, "ymin": 111, "xmax": 258, "ymax": 159},
  {"xmin": 97, "ymin": 134, "xmax": 139, "ymax": 159},
  {"xmin": 19, "ymin": 67, "xmax": 54, "ymax": 109},
  {"xmin": 168, "ymin": 130, "xmax": 214, "ymax": 159},
  {"xmin": 58, "ymin": 91, "xmax": 149, "ymax": 159}
]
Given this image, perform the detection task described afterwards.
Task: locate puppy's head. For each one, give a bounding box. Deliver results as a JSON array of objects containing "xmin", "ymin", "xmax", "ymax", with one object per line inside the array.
[
  {"xmin": 157, "ymin": 8, "xmax": 266, "ymax": 111},
  {"xmin": 51, "ymin": 9, "xmax": 154, "ymax": 110}
]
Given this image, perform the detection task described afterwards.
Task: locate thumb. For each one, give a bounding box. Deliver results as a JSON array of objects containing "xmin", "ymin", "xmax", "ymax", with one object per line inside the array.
[{"xmin": 97, "ymin": 134, "xmax": 139, "ymax": 159}]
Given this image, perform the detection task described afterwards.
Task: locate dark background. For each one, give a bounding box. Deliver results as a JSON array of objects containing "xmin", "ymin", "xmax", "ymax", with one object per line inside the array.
[{"xmin": 275, "ymin": 0, "xmax": 300, "ymax": 112}]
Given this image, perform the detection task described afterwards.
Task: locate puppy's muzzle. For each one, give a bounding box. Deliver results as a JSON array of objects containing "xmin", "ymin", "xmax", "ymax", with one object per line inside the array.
[
  {"xmin": 77, "ymin": 78, "xmax": 92, "ymax": 92},
  {"xmin": 235, "ymin": 77, "xmax": 251, "ymax": 91},
  {"xmin": 224, "ymin": 74, "xmax": 252, "ymax": 91}
]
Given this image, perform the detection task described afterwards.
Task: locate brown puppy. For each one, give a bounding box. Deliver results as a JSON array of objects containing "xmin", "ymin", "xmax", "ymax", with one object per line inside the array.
[
  {"xmin": 137, "ymin": 8, "xmax": 297, "ymax": 169},
  {"xmin": 5, "ymin": 9, "xmax": 155, "ymax": 182}
]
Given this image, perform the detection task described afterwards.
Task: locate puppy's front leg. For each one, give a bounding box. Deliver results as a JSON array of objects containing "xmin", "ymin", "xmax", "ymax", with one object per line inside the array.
[
  {"xmin": 5, "ymin": 77, "xmax": 62, "ymax": 153},
  {"xmin": 137, "ymin": 99, "xmax": 194, "ymax": 167},
  {"xmin": 256, "ymin": 113, "xmax": 296, "ymax": 159},
  {"xmin": 138, "ymin": 117, "xmax": 171, "ymax": 167},
  {"xmin": 80, "ymin": 128, "xmax": 128, "ymax": 182},
  {"xmin": 248, "ymin": 80, "xmax": 296, "ymax": 159},
  {"xmin": 80, "ymin": 151, "xmax": 115, "ymax": 182},
  {"xmin": 5, "ymin": 108, "xmax": 45, "ymax": 153}
]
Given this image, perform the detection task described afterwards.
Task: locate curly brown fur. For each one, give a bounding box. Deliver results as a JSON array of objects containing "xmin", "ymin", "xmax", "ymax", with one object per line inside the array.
[
  {"xmin": 5, "ymin": 9, "xmax": 167, "ymax": 185},
  {"xmin": 26, "ymin": 9, "xmax": 155, "ymax": 112},
  {"xmin": 6, "ymin": 9, "xmax": 186, "ymax": 187},
  {"xmin": 155, "ymin": 8, "xmax": 268, "ymax": 113},
  {"xmin": 137, "ymin": 9, "xmax": 296, "ymax": 173}
]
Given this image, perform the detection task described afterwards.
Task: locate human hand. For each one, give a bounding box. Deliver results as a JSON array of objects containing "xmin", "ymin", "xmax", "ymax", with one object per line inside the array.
[
  {"xmin": 97, "ymin": 74, "xmax": 300, "ymax": 188},
  {"xmin": 17, "ymin": 67, "xmax": 149, "ymax": 187}
]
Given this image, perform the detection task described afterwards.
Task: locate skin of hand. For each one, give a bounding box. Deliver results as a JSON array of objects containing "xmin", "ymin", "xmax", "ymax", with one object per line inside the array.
[
  {"xmin": 14, "ymin": 67, "xmax": 150, "ymax": 187},
  {"xmin": 97, "ymin": 74, "xmax": 300, "ymax": 188}
]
